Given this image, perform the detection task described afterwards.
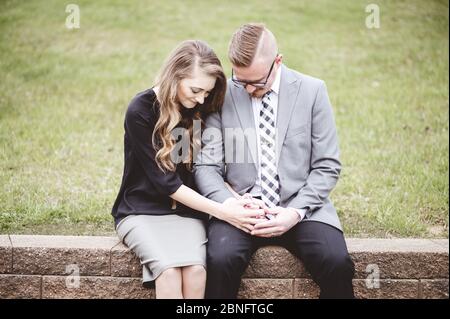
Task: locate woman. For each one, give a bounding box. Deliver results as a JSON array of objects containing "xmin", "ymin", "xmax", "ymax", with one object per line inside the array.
[{"xmin": 111, "ymin": 40, "xmax": 264, "ymax": 299}]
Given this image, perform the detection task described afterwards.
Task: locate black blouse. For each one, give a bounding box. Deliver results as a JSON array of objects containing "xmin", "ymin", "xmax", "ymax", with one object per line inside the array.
[{"xmin": 111, "ymin": 88, "xmax": 206, "ymax": 227}]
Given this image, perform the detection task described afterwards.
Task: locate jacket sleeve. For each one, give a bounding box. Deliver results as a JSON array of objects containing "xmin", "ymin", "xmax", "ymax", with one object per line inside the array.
[{"xmin": 193, "ymin": 111, "xmax": 234, "ymax": 203}]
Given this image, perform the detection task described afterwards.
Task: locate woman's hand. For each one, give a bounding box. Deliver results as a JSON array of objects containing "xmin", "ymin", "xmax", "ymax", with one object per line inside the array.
[
  {"xmin": 240, "ymin": 193, "xmax": 269, "ymax": 213},
  {"xmin": 219, "ymin": 197, "xmax": 266, "ymax": 233}
]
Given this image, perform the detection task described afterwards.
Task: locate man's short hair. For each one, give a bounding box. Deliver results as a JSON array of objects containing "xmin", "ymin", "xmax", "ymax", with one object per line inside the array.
[{"xmin": 228, "ymin": 23, "xmax": 267, "ymax": 67}]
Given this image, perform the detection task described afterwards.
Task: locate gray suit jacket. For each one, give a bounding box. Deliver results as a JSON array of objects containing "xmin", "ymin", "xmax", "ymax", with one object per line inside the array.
[{"xmin": 193, "ymin": 64, "xmax": 342, "ymax": 231}]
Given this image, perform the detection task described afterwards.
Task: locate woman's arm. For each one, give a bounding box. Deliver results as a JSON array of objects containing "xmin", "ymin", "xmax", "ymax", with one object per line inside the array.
[{"xmin": 170, "ymin": 185, "xmax": 264, "ymax": 233}]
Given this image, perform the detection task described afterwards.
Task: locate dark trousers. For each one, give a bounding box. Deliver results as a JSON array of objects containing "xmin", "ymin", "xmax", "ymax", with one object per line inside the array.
[{"xmin": 205, "ymin": 218, "xmax": 355, "ymax": 299}]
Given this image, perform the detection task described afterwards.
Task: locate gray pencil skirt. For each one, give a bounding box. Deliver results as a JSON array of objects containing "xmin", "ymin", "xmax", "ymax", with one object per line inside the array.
[{"xmin": 116, "ymin": 214, "xmax": 207, "ymax": 284}]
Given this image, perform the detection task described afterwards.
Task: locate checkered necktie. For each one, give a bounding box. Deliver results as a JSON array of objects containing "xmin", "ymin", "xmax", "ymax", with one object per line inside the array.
[{"xmin": 259, "ymin": 90, "xmax": 280, "ymax": 207}]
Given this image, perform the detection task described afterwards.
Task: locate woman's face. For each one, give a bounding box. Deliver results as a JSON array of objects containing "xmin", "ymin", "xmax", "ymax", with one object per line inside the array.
[{"xmin": 177, "ymin": 68, "xmax": 216, "ymax": 109}]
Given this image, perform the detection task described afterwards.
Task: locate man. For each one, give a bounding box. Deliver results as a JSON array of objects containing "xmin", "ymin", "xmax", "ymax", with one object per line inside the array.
[{"xmin": 193, "ymin": 23, "xmax": 355, "ymax": 299}]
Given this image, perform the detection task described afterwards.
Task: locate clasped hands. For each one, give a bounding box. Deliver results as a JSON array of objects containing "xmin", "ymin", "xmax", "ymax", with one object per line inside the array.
[{"xmin": 222, "ymin": 194, "xmax": 300, "ymax": 238}]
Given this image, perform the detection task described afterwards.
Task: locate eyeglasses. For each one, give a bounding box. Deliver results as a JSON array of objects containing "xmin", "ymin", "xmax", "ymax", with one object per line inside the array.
[{"xmin": 231, "ymin": 55, "xmax": 278, "ymax": 89}]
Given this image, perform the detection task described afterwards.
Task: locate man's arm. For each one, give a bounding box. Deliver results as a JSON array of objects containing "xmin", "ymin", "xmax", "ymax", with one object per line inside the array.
[
  {"xmin": 193, "ymin": 111, "xmax": 234, "ymax": 203},
  {"xmin": 287, "ymin": 81, "xmax": 342, "ymax": 214}
]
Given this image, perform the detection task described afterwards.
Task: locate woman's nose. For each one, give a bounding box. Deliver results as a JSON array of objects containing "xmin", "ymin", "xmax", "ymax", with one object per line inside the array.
[{"xmin": 195, "ymin": 95, "xmax": 205, "ymax": 104}]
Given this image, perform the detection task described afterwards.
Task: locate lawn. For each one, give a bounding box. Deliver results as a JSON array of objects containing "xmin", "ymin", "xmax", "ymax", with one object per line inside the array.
[{"xmin": 0, "ymin": 0, "xmax": 448, "ymax": 237}]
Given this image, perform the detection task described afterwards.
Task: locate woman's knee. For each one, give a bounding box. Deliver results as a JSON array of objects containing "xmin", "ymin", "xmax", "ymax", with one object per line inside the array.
[
  {"xmin": 183, "ymin": 265, "xmax": 206, "ymax": 278},
  {"xmin": 158, "ymin": 267, "xmax": 182, "ymax": 281},
  {"xmin": 155, "ymin": 267, "xmax": 183, "ymax": 298}
]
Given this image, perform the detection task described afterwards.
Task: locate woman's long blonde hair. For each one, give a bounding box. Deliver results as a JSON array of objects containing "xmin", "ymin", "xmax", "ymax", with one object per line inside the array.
[{"xmin": 153, "ymin": 40, "xmax": 226, "ymax": 172}]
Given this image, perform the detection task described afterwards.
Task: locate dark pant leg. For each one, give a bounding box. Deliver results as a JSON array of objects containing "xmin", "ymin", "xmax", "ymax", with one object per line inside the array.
[
  {"xmin": 205, "ymin": 217, "xmax": 257, "ymax": 299},
  {"xmin": 283, "ymin": 221, "xmax": 355, "ymax": 299}
]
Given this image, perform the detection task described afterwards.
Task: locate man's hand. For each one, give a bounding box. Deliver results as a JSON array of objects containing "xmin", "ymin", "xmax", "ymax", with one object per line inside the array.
[{"xmin": 251, "ymin": 206, "xmax": 301, "ymax": 238}]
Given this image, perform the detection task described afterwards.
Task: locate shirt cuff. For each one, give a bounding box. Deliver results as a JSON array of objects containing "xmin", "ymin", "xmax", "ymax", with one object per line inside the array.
[{"xmin": 288, "ymin": 207, "xmax": 307, "ymax": 221}]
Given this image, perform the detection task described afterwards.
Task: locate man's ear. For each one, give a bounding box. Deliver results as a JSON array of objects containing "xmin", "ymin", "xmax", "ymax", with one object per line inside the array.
[{"xmin": 276, "ymin": 54, "xmax": 283, "ymax": 65}]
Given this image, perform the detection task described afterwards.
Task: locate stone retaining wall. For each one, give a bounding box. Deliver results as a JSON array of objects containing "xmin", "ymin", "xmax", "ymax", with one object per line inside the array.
[{"xmin": 0, "ymin": 235, "xmax": 448, "ymax": 299}]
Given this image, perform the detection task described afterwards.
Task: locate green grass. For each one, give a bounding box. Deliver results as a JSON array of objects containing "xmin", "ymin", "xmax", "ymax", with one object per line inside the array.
[{"xmin": 0, "ymin": 0, "xmax": 448, "ymax": 237}]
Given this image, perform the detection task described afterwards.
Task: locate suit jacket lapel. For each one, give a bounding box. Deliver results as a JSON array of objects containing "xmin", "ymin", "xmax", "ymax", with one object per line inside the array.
[{"xmin": 276, "ymin": 65, "xmax": 302, "ymax": 164}]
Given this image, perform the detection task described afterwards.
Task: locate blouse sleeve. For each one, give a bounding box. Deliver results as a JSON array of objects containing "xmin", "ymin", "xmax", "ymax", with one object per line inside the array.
[{"xmin": 124, "ymin": 104, "xmax": 183, "ymax": 196}]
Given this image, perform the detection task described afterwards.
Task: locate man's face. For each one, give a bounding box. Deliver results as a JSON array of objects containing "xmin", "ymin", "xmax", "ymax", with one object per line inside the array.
[{"xmin": 232, "ymin": 55, "xmax": 281, "ymax": 98}]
